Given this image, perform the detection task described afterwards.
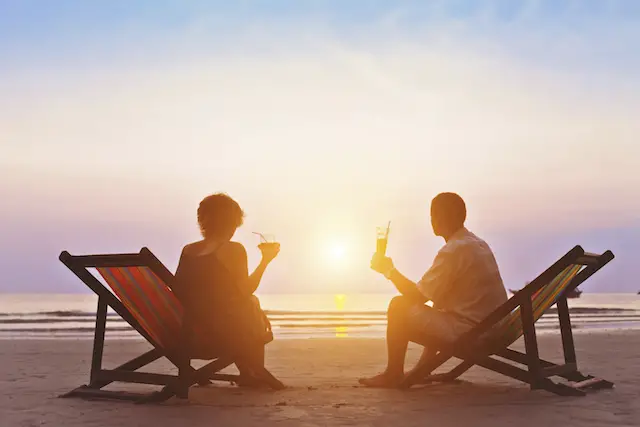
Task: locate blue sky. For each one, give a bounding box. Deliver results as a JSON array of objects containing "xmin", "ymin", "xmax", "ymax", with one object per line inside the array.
[
  {"xmin": 1, "ymin": 1, "xmax": 639, "ymax": 294},
  {"xmin": 3, "ymin": 0, "xmax": 640, "ymax": 69}
]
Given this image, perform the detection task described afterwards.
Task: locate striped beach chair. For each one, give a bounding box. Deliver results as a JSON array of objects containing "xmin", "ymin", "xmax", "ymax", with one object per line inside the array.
[
  {"xmin": 402, "ymin": 246, "xmax": 615, "ymax": 396},
  {"xmin": 59, "ymin": 247, "xmax": 281, "ymax": 403}
]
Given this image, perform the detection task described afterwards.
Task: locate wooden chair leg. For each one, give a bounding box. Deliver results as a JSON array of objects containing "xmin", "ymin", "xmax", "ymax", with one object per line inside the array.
[
  {"xmin": 89, "ymin": 298, "xmax": 107, "ymax": 385},
  {"xmin": 520, "ymin": 298, "xmax": 542, "ymax": 389},
  {"xmin": 137, "ymin": 387, "xmax": 177, "ymax": 404},
  {"xmin": 136, "ymin": 357, "xmax": 242, "ymax": 404},
  {"xmin": 538, "ymin": 379, "xmax": 586, "ymax": 397},
  {"xmin": 557, "ymin": 296, "xmax": 577, "ymax": 365},
  {"xmin": 88, "ymin": 349, "xmax": 162, "ymax": 389},
  {"xmin": 423, "ymin": 360, "xmax": 474, "ymax": 383}
]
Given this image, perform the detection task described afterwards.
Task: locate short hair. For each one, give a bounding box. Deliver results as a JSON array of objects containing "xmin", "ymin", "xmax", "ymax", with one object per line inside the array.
[
  {"xmin": 431, "ymin": 192, "xmax": 466, "ymax": 228},
  {"xmin": 197, "ymin": 193, "xmax": 245, "ymax": 239}
]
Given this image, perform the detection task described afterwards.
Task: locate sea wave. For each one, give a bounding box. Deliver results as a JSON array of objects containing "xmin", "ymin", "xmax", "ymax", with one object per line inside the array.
[
  {"xmin": 0, "ymin": 305, "xmax": 639, "ymax": 338},
  {"xmin": 0, "ymin": 310, "xmax": 119, "ymax": 318},
  {"xmin": 1, "ymin": 320, "xmax": 640, "ymax": 336},
  {"xmin": 2, "ymin": 314, "xmax": 640, "ymax": 325},
  {"xmin": 0, "ymin": 307, "xmax": 636, "ymax": 318},
  {"xmin": 0, "ymin": 327, "xmax": 135, "ymax": 333}
]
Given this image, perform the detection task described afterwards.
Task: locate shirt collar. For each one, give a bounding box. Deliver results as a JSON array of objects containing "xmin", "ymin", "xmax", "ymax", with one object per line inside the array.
[{"xmin": 449, "ymin": 227, "xmax": 469, "ymax": 242}]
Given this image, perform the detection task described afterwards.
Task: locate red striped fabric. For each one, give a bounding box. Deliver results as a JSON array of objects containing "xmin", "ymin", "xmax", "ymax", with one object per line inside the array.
[{"xmin": 96, "ymin": 266, "xmax": 183, "ymax": 348}]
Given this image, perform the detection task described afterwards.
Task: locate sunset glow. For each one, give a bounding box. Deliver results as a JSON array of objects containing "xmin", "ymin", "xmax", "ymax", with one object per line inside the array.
[
  {"xmin": 0, "ymin": 2, "xmax": 639, "ymax": 294},
  {"xmin": 328, "ymin": 242, "xmax": 348, "ymax": 263}
]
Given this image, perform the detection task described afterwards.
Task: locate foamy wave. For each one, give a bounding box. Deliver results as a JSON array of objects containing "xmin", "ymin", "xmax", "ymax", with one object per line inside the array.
[
  {"xmin": 0, "ymin": 306, "xmax": 635, "ymax": 318},
  {"xmin": 0, "ymin": 305, "xmax": 638, "ymax": 339}
]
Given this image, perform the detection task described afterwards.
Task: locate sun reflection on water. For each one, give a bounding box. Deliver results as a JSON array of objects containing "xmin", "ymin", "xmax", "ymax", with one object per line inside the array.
[{"xmin": 334, "ymin": 294, "xmax": 348, "ymax": 338}]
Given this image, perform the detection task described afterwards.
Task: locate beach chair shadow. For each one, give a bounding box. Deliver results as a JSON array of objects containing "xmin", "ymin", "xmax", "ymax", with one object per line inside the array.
[
  {"xmin": 58, "ymin": 247, "xmax": 282, "ymax": 403},
  {"xmin": 403, "ymin": 246, "xmax": 615, "ymax": 396}
]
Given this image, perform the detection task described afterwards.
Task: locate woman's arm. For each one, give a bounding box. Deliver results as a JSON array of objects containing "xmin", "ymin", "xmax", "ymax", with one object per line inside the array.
[
  {"xmin": 245, "ymin": 257, "xmax": 271, "ymax": 295},
  {"xmin": 217, "ymin": 242, "xmax": 279, "ymax": 296}
]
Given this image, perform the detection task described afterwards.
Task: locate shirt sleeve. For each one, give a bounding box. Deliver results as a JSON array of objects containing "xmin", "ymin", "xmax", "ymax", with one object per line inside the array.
[{"xmin": 417, "ymin": 246, "xmax": 454, "ymax": 304}]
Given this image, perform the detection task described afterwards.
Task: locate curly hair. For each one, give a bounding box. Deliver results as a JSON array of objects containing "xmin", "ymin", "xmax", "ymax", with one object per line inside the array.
[{"xmin": 197, "ymin": 193, "xmax": 245, "ymax": 239}]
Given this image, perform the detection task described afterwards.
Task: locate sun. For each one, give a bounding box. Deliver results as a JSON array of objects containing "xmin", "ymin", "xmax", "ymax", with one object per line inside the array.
[{"xmin": 328, "ymin": 242, "xmax": 348, "ymax": 263}]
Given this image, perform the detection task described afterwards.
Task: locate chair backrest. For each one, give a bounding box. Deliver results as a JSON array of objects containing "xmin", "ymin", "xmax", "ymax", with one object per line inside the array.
[
  {"xmin": 96, "ymin": 266, "xmax": 184, "ymax": 349},
  {"xmin": 492, "ymin": 263, "xmax": 584, "ymax": 345}
]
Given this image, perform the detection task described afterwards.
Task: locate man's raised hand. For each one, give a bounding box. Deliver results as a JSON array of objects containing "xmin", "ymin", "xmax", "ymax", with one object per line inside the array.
[{"xmin": 371, "ymin": 253, "xmax": 394, "ymax": 278}]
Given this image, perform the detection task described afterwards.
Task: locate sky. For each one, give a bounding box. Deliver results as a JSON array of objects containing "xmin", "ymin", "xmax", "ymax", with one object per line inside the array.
[{"xmin": 1, "ymin": 0, "xmax": 639, "ymax": 294}]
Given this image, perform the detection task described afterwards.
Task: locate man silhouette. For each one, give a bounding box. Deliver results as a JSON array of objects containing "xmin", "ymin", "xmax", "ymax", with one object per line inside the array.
[{"xmin": 360, "ymin": 192, "xmax": 507, "ymax": 387}]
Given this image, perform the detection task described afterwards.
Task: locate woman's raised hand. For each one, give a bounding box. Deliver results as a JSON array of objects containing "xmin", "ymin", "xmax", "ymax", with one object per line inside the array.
[{"xmin": 258, "ymin": 242, "xmax": 280, "ymax": 263}]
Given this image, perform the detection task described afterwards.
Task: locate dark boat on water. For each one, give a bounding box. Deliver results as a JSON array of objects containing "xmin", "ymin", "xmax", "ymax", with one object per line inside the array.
[{"xmin": 509, "ymin": 287, "xmax": 582, "ymax": 298}]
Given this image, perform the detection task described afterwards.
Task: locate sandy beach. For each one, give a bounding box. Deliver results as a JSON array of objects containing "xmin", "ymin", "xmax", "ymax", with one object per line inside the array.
[{"xmin": 1, "ymin": 331, "xmax": 638, "ymax": 426}]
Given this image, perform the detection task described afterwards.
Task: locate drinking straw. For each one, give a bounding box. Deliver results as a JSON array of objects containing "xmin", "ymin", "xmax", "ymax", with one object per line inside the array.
[
  {"xmin": 252, "ymin": 232, "xmax": 267, "ymax": 243},
  {"xmin": 385, "ymin": 221, "xmax": 391, "ymax": 238}
]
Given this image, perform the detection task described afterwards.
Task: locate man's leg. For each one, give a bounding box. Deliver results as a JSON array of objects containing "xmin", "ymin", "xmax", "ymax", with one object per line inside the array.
[
  {"xmin": 359, "ymin": 295, "xmax": 413, "ymax": 387},
  {"xmin": 386, "ymin": 296, "xmax": 413, "ymax": 377},
  {"xmin": 405, "ymin": 310, "xmax": 458, "ymax": 379},
  {"xmin": 405, "ymin": 347, "xmax": 437, "ymax": 379}
]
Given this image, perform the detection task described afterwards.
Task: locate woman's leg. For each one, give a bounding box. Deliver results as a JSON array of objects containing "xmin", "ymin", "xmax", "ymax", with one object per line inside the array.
[
  {"xmin": 234, "ymin": 332, "xmax": 269, "ymax": 385},
  {"xmin": 234, "ymin": 341, "xmax": 258, "ymax": 378},
  {"xmin": 232, "ymin": 295, "xmax": 281, "ymax": 387},
  {"xmin": 234, "ymin": 341, "xmax": 283, "ymax": 389},
  {"xmin": 237, "ymin": 297, "xmax": 267, "ymax": 370}
]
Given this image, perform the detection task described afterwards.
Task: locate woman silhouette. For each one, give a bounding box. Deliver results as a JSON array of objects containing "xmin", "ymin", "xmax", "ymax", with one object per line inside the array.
[{"xmin": 173, "ymin": 193, "xmax": 284, "ymax": 389}]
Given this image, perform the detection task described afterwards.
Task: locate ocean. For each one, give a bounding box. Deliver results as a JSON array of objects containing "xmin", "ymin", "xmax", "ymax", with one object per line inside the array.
[{"xmin": 1, "ymin": 293, "xmax": 639, "ymax": 340}]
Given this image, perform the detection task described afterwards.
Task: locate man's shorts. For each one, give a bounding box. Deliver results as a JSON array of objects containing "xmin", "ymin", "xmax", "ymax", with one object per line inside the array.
[{"xmin": 405, "ymin": 304, "xmax": 472, "ymax": 343}]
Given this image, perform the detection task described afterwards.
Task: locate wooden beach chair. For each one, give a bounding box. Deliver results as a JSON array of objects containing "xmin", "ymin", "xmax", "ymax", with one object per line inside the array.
[
  {"xmin": 59, "ymin": 247, "xmax": 282, "ymax": 403},
  {"xmin": 402, "ymin": 246, "xmax": 615, "ymax": 396}
]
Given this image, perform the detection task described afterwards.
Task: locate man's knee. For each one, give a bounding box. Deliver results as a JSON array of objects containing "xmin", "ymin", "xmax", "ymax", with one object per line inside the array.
[{"xmin": 388, "ymin": 295, "xmax": 412, "ymax": 318}]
